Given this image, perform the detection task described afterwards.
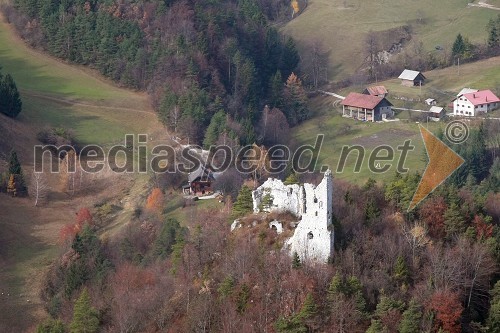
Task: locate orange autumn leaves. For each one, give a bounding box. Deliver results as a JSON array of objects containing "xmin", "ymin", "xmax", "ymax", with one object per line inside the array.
[
  {"xmin": 145, "ymin": 188, "xmax": 164, "ymax": 214},
  {"xmin": 59, "ymin": 207, "xmax": 94, "ymax": 243}
]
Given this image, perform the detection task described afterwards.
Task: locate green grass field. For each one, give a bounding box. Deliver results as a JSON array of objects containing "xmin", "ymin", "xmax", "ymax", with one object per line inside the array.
[
  {"xmin": 0, "ymin": 15, "xmax": 157, "ymax": 145},
  {"xmin": 293, "ymin": 101, "xmax": 432, "ymax": 184},
  {"xmin": 340, "ymin": 56, "xmax": 500, "ymax": 109},
  {"xmin": 0, "ymin": 11, "xmax": 162, "ymax": 331},
  {"xmin": 283, "ymin": 0, "xmax": 499, "ymax": 80},
  {"xmin": 293, "ymin": 56, "xmax": 500, "ymax": 185}
]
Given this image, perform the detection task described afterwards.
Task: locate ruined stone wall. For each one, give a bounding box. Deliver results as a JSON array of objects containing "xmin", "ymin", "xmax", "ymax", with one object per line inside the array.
[{"xmin": 252, "ymin": 170, "xmax": 334, "ymax": 262}]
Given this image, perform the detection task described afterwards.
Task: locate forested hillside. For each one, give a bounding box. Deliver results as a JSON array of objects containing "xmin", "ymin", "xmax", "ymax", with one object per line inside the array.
[
  {"xmin": 34, "ymin": 123, "xmax": 500, "ymax": 332},
  {"xmin": 6, "ymin": 0, "xmax": 304, "ymax": 144}
]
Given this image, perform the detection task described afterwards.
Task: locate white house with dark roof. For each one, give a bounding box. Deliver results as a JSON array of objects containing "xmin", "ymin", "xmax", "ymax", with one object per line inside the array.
[{"xmin": 452, "ymin": 89, "xmax": 500, "ymax": 116}]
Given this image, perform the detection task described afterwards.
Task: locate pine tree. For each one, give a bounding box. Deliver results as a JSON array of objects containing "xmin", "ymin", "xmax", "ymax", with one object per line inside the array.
[
  {"xmin": 203, "ymin": 110, "xmax": 226, "ymax": 148},
  {"xmin": 393, "ymin": 255, "xmax": 409, "ymax": 284},
  {"xmin": 8, "ymin": 150, "xmax": 22, "ymax": 175},
  {"xmin": 36, "ymin": 318, "xmax": 65, "ymax": 333},
  {"xmin": 399, "ymin": 300, "xmax": 422, "ymax": 333},
  {"xmin": 232, "ymin": 185, "xmax": 253, "ymax": 218},
  {"xmin": 7, "ymin": 150, "xmax": 27, "ymax": 196},
  {"xmin": 487, "ymin": 281, "xmax": 500, "ymax": 332},
  {"xmin": 269, "ymin": 70, "xmax": 284, "ymax": 108},
  {"xmin": 70, "ymin": 288, "xmax": 99, "ymax": 333},
  {"xmin": 327, "ymin": 273, "xmax": 343, "ymax": 302},
  {"xmin": 292, "ymin": 251, "xmax": 302, "ymax": 269},
  {"xmin": 259, "ymin": 192, "xmax": 274, "ymax": 212},
  {"xmin": 284, "ymin": 72, "xmax": 308, "ymax": 125},
  {"xmin": 366, "ymin": 319, "xmax": 387, "ymax": 333},
  {"xmin": 280, "ymin": 37, "xmax": 300, "ymax": 78},
  {"xmin": 452, "ymin": 34, "xmax": 465, "ymax": 58},
  {"xmin": 444, "ymin": 202, "xmax": 466, "ymax": 238},
  {"xmin": 0, "ymin": 73, "xmax": 22, "ymax": 118},
  {"xmin": 284, "ymin": 172, "xmax": 300, "ymax": 185},
  {"xmin": 298, "ymin": 293, "xmax": 317, "ymax": 320}
]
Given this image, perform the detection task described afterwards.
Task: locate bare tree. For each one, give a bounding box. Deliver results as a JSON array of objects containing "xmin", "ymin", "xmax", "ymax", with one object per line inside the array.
[
  {"xmin": 401, "ymin": 221, "xmax": 430, "ymax": 266},
  {"xmin": 170, "ymin": 105, "xmax": 181, "ymax": 134},
  {"xmin": 302, "ymin": 40, "xmax": 329, "ymax": 88},
  {"xmin": 29, "ymin": 171, "xmax": 49, "ymax": 206},
  {"xmin": 365, "ymin": 31, "xmax": 381, "ymax": 80}
]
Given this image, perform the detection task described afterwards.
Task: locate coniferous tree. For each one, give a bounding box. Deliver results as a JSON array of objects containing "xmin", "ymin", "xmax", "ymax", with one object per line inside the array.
[
  {"xmin": 444, "ymin": 202, "xmax": 467, "ymax": 238},
  {"xmin": 399, "ymin": 300, "xmax": 422, "ymax": 333},
  {"xmin": 268, "ymin": 70, "xmax": 284, "ymax": 108},
  {"xmin": 284, "ymin": 72, "xmax": 308, "ymax": 125},
  {"xmin": 36, "ymin": 318, "xmax": 65, "ymax": 333},
  {"xmin": 292, "ymin": 251, "xmax": 302, "ymax": 269},
  {"xmin": 0, "ymin": 73, "xmax": 22, "ymax": 118},
  {"xmin": 232, "ymin": 185, "xmax": 253, "ymax": 218},
  {"xmin": 284, "ymin": 172, "xmax": 300, "ymax": 185},
  {"xmin": 452, "ymin": 34, "xmax": 466, "ymax": 58},
  {"xmin": 8, "ymin": 150, "xmax": 22, "ymax": 175},
  {"xmin": 393, "ymin": 255, "xmax": 409, "ymax": 285},
  {"xmin": 7, "ymin": 150, "xmax": 27, "ymax": 196},
  {"xmin": 203, "ymin": 110, "xmax": 227, "ymax": 148},
  {"xmin": 70, "ymin": 288, "xmax": 99, "ymax": 333},
  {"xmin": 487, "ymin": 281, "xmax": 500, "ymax": 332}
]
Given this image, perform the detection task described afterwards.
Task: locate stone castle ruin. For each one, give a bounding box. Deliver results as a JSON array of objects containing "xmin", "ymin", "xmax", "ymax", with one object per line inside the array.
[{"xmin": 252, "ymin": 170, "xmax": 334, "ymax": 262}]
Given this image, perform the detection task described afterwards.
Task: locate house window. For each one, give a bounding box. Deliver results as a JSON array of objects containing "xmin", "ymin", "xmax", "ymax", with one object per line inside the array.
[
  {"xmin": 313, "ymin": 197, "xmax": 318, "ymax": 203},
  {"xmin": 315, "ymin": 211, "xmax": 318, "ymax": 216},
  {"xmin": 289, "ymin": 188, "xmax": 293, "ymax": 194}
]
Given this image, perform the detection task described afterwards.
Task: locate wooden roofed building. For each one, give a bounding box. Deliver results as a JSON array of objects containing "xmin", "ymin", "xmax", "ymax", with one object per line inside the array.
[
  {"xmin": 183, "ymin": 166, "xmax": 221, "ymax": 196},
  {"xmin": 363, "ymin": 85, "xmax": 388, "ymax": 98},
  {"xmin": 341, "ymin": 92, "xmax": 393, "ymax": 122},
  {"xmin": 398, "ymin": 69, "xmax": 426, "ymax": 87}
]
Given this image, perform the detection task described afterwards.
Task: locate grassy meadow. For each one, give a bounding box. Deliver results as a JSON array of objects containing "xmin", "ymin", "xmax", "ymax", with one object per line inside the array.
[
  {"xmin": 295, "ymin": 56, "xmax": 500, "ymax": 185},
  {"xmin": 0, "ymin": 11, "xmax": 161, "ymax": 331},
  {"xmin": 283, "ymin": 0, "xmax": 499, "ymax": 80},
  {"xmin": 0, "ymin": 15, "xmax": 156, "ymax": 145}
]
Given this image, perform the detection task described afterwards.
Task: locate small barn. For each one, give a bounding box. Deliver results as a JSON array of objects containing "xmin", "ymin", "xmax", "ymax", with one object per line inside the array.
[
  {"xmin": 398, "ymin": 69, "xmax": 426, "ymax": 87},
  {"xmin": 363, "ymin": 85, "xmax": 388, "ymax": 98},
  {"xmin": 341, "ymin": 92, "xmax": 393, "ymax": 122},
  {"xmin": 425, "ymin": 98, "xmax": 437, "ymax": 106},
  {"xmin": 428, "ymin": 106, "xmax": 445, "ymax": 121}
]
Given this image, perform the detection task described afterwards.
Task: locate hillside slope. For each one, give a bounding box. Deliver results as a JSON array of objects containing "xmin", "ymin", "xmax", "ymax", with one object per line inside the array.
[
  {"xmin": 292, "ymin": 56, "xmax": 500, "ymax": 184},
  {"xmin": 283, "ymin": 0, "xmax": 499, "ymax": 80},
  {"xmin": 0, "ymin": 10, "xmax": 162, "ymax": 331}
]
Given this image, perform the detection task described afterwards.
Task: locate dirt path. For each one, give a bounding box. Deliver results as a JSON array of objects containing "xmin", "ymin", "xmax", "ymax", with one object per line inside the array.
[
  {"xmin": 468, "ymin": 1, "xmax": 500, "ymax": 10},
  {"xmin": 21, "ymin": 89, "xmax": 156, "ymax": 116}
]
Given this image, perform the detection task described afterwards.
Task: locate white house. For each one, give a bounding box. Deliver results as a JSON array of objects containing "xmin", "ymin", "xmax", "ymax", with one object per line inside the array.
[{"xmin": 453, "ymin": 89, "xmax": 500, "ymax": 117}]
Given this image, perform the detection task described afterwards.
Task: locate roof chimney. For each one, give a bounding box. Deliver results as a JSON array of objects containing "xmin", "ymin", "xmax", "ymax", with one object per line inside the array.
[{"xmin": 473, "ymin": 93, "xmax": 476, "ymax": 98}]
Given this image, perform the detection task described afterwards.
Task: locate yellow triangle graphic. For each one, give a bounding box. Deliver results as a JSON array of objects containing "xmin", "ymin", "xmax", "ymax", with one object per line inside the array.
[{"xmin": 408, "ymin": 125, "xmax": 465, "ymax": 211}]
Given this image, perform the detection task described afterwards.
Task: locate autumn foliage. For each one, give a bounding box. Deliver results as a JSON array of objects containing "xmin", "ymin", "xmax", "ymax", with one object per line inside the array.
[
  {"xmin": 59, "ymin": 207, "xmax": 94, "ymax": 243},
  {"xmin": 428, "ymin": 289, "xmax": 463, "ymax": 333},
  {"xmin": 419, "ymin": 196, "xmax": 448, "ymax": 238},
  {"xmin": 145, "ymin": 188, "xmax": 164, "ymax": 213}
]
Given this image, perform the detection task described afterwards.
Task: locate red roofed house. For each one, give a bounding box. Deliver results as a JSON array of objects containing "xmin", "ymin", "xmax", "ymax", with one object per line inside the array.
[
  {"xmin": 341, "ymin": 92, "xmax": 393, "ymax": 122},
  {"xmin": 363, "ymin": 85, "xmax": 388, "ymax": 98},
  {"xmin": 452, "ymin": 89, "xmax": 500, "ymax": 117}
]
